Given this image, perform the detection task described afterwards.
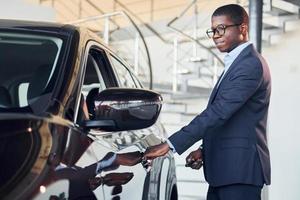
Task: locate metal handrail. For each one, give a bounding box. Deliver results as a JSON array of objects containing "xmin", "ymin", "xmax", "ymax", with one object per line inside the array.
[
  {"xmin": 166, "ymin": 4, "xmax": 224, "ymax": 65},
  {"xmin": 68, "ymin": 11, "xmax": 153, "ymax": 89},
  {"xmin": 86, "ymin": 0, "xmax": 120, "ymax": 30},
  {"xmin": 114, "ymin": 0, "xmax": 170, "ymax": 44},
  {"xmin": 166, "ymin": 0, "xmax": 224, "ymax": 92}
]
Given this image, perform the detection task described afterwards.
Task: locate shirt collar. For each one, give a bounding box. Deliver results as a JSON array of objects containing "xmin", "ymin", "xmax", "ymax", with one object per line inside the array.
[
  {"xmin": 223, "ymin": 41, "xmax": 251, "ymax": 72},
  {"xmin": 228, "ymin": 41, "xmax": 251, "ymax": 58}
]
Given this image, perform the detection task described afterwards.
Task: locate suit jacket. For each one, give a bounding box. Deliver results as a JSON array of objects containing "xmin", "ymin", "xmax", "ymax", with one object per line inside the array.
[{"xmin": 169, "ymin": 44, "xmax": 271, "ymax": 187}]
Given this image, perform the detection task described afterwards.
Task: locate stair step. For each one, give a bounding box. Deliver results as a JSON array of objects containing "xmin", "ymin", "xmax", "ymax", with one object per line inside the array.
[
  {"xmin": 265, "ymin": 6, "xmax": 297, "ymax": 16},
  {"xmin": 153, "ymin": 83, "xmax": 212, "ymax": 97},
  {"xmin": 284, "ymin": 19, "xmax": 300, "ymax": 31},
  {"xmin": 189, "ymin": 57, "xmax": 207, "ymax": 63},
  {"xmin": 176, "ymin": 165, "xmax": 206, "ymax": 182},
  {"xmin": 177, "ymin": 181, "xmax": 208, "ymax": 199},
  {"xmin": 160, "ymin": 112, "xmax": 195, "ymax": 125},
  {"xmin": 273, "ymin": 0, "xmax": 300, "ymax": 14},
  {"xmin": 162, "ymin": 124, "xmax": 182, "ymax": 136},
  {"xmin": 283, "ymin": 0, "xmax": 300, "ymax": 7},
  {"xmin": 162, "ymin": 102, "xmax": 205, "ymax": 115},
  {"xmin": 263, "ymin": 14, "xmax": 298, "ymax": 28},
  {"xmin": 262, "ymin": 27, "xmax": 283, "ymax": 44},
  {"xmin": 162, "ymin": 102, "xmax": 187, "ymax": 113},
  {"xmin": 172, "ymin": 142, "xmax": 208, "ymax": 200},
  {"xmin": 178, "ymin": 194, "xmax": 206, "ymax": 200}
]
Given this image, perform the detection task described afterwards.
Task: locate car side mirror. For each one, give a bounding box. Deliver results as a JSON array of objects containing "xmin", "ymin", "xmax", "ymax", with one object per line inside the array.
[{"xmin": 82, "ymin": 88, "xmax": 162, "ymax": 131}]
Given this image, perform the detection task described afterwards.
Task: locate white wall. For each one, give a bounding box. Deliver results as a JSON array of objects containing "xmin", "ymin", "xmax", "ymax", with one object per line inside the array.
[
  {"xmin": 0, "ymin": 0, "xmax": 54, "ymax": 21},
  {"xmin": 263, "ymin": 27, "xmax": 300, "ymax": 200}
]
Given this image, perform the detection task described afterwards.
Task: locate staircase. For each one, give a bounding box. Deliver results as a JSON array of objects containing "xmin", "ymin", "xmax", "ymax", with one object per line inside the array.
[{"xmin": 262, "ymin": 0, "xmax": 300, "ymax": 45}]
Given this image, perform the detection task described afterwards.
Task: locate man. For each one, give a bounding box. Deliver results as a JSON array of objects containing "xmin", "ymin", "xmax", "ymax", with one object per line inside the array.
[{"xmin": 144, "ymin": 4, "xmax": 271, "ymax": 200}]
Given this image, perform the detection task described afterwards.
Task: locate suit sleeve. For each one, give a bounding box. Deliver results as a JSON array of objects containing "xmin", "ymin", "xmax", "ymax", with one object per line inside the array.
[{"xmin": 169, "ymin": 59, "xmax": 263, "ymax": 154}]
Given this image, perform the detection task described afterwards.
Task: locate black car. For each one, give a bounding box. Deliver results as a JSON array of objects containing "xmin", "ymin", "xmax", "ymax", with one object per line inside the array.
[{"xmin": 0, "ymin": 19, "xmax": 177, "ymax": 200}]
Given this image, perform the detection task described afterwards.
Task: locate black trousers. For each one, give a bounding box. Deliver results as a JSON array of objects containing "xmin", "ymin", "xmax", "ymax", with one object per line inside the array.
[{"xmin": 207, "ymin": 184, "xmax": 263, "ymax": 200}]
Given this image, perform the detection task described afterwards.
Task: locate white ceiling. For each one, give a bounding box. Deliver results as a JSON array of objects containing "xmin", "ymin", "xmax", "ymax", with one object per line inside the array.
[{"xmin": 34, "ymin": 0, "xmax": 245, "ymax": 24}]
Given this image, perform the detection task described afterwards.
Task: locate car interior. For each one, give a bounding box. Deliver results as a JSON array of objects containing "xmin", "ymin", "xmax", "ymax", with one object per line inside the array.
[
  {"xmin": 0, "ymin": 86, "xmax": 12, "ymax": 107},
  {"xmin": 0, "ymin": 32, "xmax": 61, "ymax": 109}
]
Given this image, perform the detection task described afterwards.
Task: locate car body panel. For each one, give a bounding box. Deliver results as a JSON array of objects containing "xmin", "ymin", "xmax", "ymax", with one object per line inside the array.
[{"xmin": 0, "ymin": 19, "xmax": 177, "ymax": 200}]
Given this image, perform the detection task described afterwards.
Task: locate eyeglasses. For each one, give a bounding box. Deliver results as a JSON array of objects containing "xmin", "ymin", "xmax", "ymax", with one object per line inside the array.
[{"xmin": 206, "ymin": 23, "xmax": 241, "ymax": 38}]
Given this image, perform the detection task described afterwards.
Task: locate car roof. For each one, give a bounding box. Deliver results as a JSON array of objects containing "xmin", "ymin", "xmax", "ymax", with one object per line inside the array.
[
  {"xmin": 0, "ymin": 19, "xmax": 77, "ymax": 35},
  {"xmin": 0, "ymin": 18, "xmax": 111, "ymax": 47},
  {"xmin": 0, "ymin": 19, "xmax": 111, "ymax": 48}
]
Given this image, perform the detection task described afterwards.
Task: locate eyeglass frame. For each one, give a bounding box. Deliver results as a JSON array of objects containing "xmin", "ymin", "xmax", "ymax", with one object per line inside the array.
[{"xmin": 206, "ymin": 23, "xmax": 242, "ymax": 38}]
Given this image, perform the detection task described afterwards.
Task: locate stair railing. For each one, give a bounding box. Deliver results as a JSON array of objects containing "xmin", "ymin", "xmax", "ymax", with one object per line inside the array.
[
  {"xmin": 166, "ymin": 0, "xmax": 224, "ymax": 93},
  {"xmin": 69, "ymin": 11, "xmax": 153, "ymax": 89}
]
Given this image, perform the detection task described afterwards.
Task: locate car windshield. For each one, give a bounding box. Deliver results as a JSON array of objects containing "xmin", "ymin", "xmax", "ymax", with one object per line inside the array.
[{"xmin": 0, "ymin": 31, "xmax": 63, "ymax": 110}]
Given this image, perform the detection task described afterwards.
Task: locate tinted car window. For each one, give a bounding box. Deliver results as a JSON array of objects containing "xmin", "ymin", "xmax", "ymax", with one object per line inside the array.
[
  {"xmin": 0, "ymin": 32, "xmax": 63, "ymax": 109},
  {"xmin": 82, "ymin": 54, "xmax": 106, "ymax": 97},
  {"xmin": 75, "ymin": 49, "xmax": 108, "ymax": 123},
  {"xmin": 109, "ymin": 55, "xmax": 137, "ymax": 88}
]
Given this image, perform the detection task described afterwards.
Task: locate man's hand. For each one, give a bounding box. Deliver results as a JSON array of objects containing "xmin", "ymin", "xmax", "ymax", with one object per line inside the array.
[
  {"xmin": 185, "ymin": 148, "xmax": 203, "ymax": 170},
  {"xmin": 143, "ymin": 142, "xmax": 170, "ymax": 160},
  {"xmin": 115, "ymin": 151, "xmax": 142, "ymax": 166}
]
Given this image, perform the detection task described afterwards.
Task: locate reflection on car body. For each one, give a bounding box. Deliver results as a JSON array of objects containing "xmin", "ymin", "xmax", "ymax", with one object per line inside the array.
[
  {"xmin": 48, "ymin": 151, "xmax": 143, "ymax": 199},
  {"xmin": 0, "ymin": 19, "xmax": 177, "ymax": 200}
]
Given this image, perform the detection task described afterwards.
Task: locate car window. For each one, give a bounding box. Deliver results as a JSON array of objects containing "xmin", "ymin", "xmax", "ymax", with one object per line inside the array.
[
  {"xmin": 81, "ymin": 54, "xmax": 106, "ymax": 98},
  {"xmin": 109, "ymin": 55, "xmax": 137, "ymax": 88},
  {"xmin": 0, "ymin": 32, "xmax": 63, "ymax": 109},
  {"xmin": 75, "ymin": 50, "xmax": 107, "ymax": 123},
  {"xmin": 63, "ymin": 48, "xmax": 108, "ymax": 171},
  {"xmin": 131, "ymin": 72, "xmax": 143, "ymax": 88}
]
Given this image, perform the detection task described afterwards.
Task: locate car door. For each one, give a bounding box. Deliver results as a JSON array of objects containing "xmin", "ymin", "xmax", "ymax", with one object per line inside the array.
[
  {"xmin": 76, "ymin": 41, "xmax": 163, "ymax": 199},
  {"xmin": 106, "ymin": 53, "xmax": 177, "ymax": 200},
  {"xmin": 42, "ymin": 42, "xmax": 112, "ymax": 200},
  {"xmin": 98, "ymin": 53, "xmax": 152, "ymax": 200},
  {"xmin": 72, "ymin": 41, "xmax": 152, "ymax": 200},
  {"xmin": 73, "ymin": 40, "xmax": 173, "ymax": 200},
  {"xmin": 102, "ymin": 52, "xmax": 170, "ymax": 200}
]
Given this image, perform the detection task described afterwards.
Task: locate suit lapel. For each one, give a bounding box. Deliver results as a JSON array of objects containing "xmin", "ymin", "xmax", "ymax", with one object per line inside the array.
[
  {"xmin": 208, "ymin": 44, "xmax": 254, "ymax": 105},
  {"xmin": 208, "ymin": 71, "xmax": 224, "ymax": 104}
]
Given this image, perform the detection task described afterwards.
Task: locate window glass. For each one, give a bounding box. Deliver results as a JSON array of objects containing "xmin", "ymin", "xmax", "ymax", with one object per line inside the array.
[
  {"xmin": 76, "ymin": 51, "xmax": 107, "ymax": 123},
  {"xmin": 0, "ymin": 32, "xmax": 63, "ymax": 109},
  {"xmin": 109, "ymin": 55, "xmax": 136, "ymax": 88},
  {"xmin": 81, "ymin": 54, "xmax": 106, "ymax": 98}
]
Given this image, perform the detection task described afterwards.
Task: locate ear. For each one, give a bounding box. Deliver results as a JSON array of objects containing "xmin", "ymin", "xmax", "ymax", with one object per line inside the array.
[{"xmin": 240, "ymin": 23, "xmax": 248, "ymax": 35}]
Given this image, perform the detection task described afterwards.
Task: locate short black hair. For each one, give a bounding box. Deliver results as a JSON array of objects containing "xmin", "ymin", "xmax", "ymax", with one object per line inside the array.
[{"xmin": 212, "ymin": 4, "xmax": 249, "ymax": 25}]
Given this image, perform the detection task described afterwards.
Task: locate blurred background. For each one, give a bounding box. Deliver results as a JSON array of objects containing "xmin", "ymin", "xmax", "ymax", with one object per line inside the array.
[{"xmin": 1, "ymin": 0, "xmax": 299, "ymax": 199}]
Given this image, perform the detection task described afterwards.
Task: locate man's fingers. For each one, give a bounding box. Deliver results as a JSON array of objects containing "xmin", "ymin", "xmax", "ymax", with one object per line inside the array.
[
  {"xmin": 186, "ymin": 152, "xmax": 198, "ymax": 165},
  {"xmin": 191, "ymin": 160, "xmax": 203, "ymax": 169},
  {"xmin": 186, "ymin": 157, "xmax": 192, "ymax": 163},
  {"xmin": 186, "ymin": 159, "xmax": 203, "ymax": 170}
]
